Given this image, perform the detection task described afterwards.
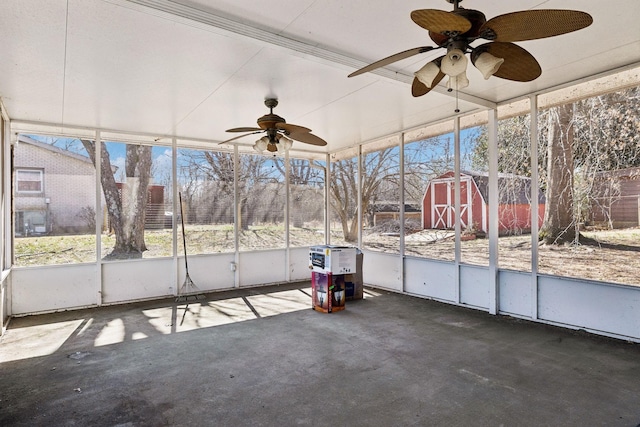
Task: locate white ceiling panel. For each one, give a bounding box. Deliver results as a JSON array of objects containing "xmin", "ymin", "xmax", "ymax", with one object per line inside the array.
[
  {"xmin": 0, "ymin": 1, "xmax": 68, "ymax": 123},
  {"xmin": 1, "ymin": 0, "xmax": 639, "ymax": 155},
  {"xmin": 62, "ymin": 0, "xmax": 264, "ymax": 134}
]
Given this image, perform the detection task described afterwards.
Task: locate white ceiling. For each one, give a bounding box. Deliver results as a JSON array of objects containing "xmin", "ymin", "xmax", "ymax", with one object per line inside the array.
[{"xmin": 1, "ymin": 0, "xmax": 639, "ymax": 156}]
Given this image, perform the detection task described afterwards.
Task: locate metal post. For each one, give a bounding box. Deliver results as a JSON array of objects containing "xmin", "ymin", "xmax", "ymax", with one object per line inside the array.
[
  {"xmin": 488, "ymin": 108, "xmax": 499, "ymax": 315},
  {"xmin": 399, "ymin": 132, "xmax": 405, "ymax": 291},
  {"xmin": 357, "ymin": 145, "xmax": 363, "ymax": 249},
  {"xmin": 530, "ymin": 95, "xmax": 540, "ymax": 320},
  {"xmin": 171, "ymin": 137, "xmax": 178, "ymax": 296},
  {"xmin": 95, "ymin": 131, "xmax": 103, "ymax": 306},
  {"xmin": 454, "ymin": 116, "xmax": 461, "ymax": 304},
  {"xmin": 284, "ymin": 149, "xmax": 290, "ymax": 281},
  {"xmin": 233, "ymin": 145, "xmax": 240, "ymax": 288},
  {"xmin": 325, "ymin": 154, "xmax": 331, "ymax": 245}
]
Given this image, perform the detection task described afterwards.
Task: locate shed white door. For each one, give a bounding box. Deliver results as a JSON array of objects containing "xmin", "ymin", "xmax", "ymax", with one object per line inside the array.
[{"xmin": 430, "ymin": 178, "xmax": 472, "ymax": 229}]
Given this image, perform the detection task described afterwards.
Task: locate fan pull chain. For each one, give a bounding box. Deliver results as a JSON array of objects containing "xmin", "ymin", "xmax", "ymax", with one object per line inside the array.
[
  {"xmin": 455, "ymin": 88, "xmax": 460, "ymax": 113},
  {"xmin": 449, "ymin": 77, "xmax": 460, "ymax": 113}
]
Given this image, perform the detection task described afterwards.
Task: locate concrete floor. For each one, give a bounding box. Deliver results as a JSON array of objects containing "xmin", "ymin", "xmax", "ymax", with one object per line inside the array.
[{"xmin": 1, "ymin": 282, "xmax": 639, "ymax": 427}]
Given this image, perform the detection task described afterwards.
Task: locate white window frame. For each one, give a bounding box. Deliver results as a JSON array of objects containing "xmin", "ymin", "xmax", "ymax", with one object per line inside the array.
[{"xmin": 16, "ymin": 168, "xmax": 44, "ymax": 194}]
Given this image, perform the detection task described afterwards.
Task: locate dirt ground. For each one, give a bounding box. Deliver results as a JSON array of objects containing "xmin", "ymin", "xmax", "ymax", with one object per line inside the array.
[
  {"xmin": 14, "ymin": 226, "xmax": 640, "ymax": 287},
  {"xmin": 361, "ymin": 227, "xmax": 640, "ymax": 287}
]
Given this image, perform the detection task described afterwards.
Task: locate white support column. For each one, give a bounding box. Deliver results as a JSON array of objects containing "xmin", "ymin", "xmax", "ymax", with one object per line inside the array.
[
  {"xmin": 284, "ymin": 150, "xmax": 291, "ymax": 281},
  {"xmin": 454, "ymin": 117, "xmax": 461, "ymax": 303},
  {"xmin": 399, "ymin": 132, "xmax": 405, "ymax": 291},
  {"xmin": 530, "ymin": 95, "xmax": 539, "ymax": 320},
  {"xmin": 357, "ymin": 145, "xmax": 363, "ymax": 249},
  {"xmin": 488, "ymin": 108, "xmax": 499, "ymax": 315},
  {"xmin": 2, "ymin": 113, "xmax": 11, "ymax": 273},
  {"xmin": 171, "ymin": 138, "xmax": 178, "ymax": 297},
  {"xmin": 95, "ymin": 131, "xmax": 103, "ymax": 306},
  {"xmin": 0, "ymin": 114, "xmax": 6, "ymax": 331},
  {"xmin": 325, "ymin": 154, "xmax": 331, "ymax": 245},
  {"xmin": 233, "ymin": 145, "xmax": 240, "ymax": 288}
]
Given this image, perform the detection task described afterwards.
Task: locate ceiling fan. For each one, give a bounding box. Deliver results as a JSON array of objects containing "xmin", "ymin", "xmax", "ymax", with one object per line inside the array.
[
  {"xmin": 221, "ymin": 98, "xmax": 327, "ymax": 153},
  {"xmin": 348, "ymin": 0, "xmax": 593, "ymax": 99}
]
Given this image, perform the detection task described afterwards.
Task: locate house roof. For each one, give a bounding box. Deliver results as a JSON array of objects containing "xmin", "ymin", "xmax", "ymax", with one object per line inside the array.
[
  {"xmin": 594, "ymin": 167, "xmax": 640, "ymax": 179},
  {"xmin": 432, "ymin": 170, "xmax": 545, "ymax": 204},
  {"xmin": 17, "ymin": 135, "xmax": 118, "ymax": 172},
  {"xmin": 1, "ymin": 1, "xmax": 639, "ymax": 158},
  {"xmin": 17, "ymin": 135, "xmax": 94, "ymax": 165}
]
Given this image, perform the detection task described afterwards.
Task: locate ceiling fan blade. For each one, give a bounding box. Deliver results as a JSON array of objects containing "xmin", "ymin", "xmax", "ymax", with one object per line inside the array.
[
  {"xmin": 480, "ymin": 10, "xmax": 593, "ymax": 42},
  {"xmin": 474, "ymin": 42, "xmax": 541, "ymax": 82},
  {"xmin": 348, "ymin": 46, "xmax": 436, "ymax": 78},
  {"xmin": 218, "ymin": 131, "xmax": 264, "ymax": 145},
  {"xmin": 275, "ymin": 122, "xmax": 312, "ymax": 134},
  {"xmin": 288, "ymin": 132, "xmax": 327, "ymax": 146},
  {"xmin": 226, "ymin": 127, "xmax": 263, "ymax": 132},
  {"xmin": 411, "ymin": 9, "xmax": 472, "ymax": 35},
  {"xmin": 411, "ymin": 71, "xmax": 445, "ymax": 97}
]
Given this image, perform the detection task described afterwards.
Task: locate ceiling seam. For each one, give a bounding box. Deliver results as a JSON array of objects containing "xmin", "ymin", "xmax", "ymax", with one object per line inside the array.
[{"xmin": 118, "ymin": 0, "xmax": 496, "ymax": 109}]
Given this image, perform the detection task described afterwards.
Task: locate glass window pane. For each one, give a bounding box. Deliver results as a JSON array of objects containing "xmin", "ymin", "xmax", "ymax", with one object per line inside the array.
[
  {"xmin": 403, "ymin": 134, "xmax": 455, "ymax": 261},
  {"xmin": 239, "ymin": 153, "xmax": 285, "ymax": 251},
  {"xmin": 14, "ymin": 134, "xmax": 97, "ymax": 266},
  {"xmin": 100, "ymin": 141, "xmax": 173, "ymax": 260},
  {"xmin": 330, "ymin": 156, "xmax": 358, "ymax": 246},
  {"xmin": 538, "ymin": 86, "xmax": 640, "ymax": 286},
  {"xmin": 362, "ymin": 146, "xmax": 400, "ymax": 254},
  {"xmin": 177, "ymin": 148, "xmax": 235, "ymax": 254},
  {"xmin": 495, "ymin": 109, "xmax": 534, "ymax": 272},
  {"xmin": 289, "ymin": 158, "xmax": 325, "ymax": 247},
  {"xmin": 459, "ymin": 126, "xmax": 489, "ymax": 266}
]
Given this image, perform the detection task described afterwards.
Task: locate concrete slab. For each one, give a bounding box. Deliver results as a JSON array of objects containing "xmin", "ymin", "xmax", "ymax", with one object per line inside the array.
[{"xmin": 1, "ymin": 282, "xmax": 639, "ymax": 426}]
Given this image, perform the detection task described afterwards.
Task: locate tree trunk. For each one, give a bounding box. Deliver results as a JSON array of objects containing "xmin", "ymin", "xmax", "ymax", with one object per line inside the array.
[
  {"xmin": 540, "ymin": 104, "xmax": 576, "ymax": 244},
  {"xmin": 119, "ymin": 144, "xmax": 152, "ymax": 255},
  {"xmin": 81, "ymin": 140, "xmax": 151, "ymax": 258}
]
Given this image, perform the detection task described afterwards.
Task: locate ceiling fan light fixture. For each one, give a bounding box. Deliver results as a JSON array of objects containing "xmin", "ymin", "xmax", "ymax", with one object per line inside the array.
[
  {"xmin": 473, "ymin": 51, "xmax": 504, "ymax": 79},
  {"xmin": 280, "ymin": 135, "xmax": 293, "ymax": 151},
  {"xmin": 446, "ymin": 71, "xmax": 469, "ymax": 91},
  {"xmin": 414, "ymin": 61, "xmax": 441, "ymax": 88},
  {"xmin": 253, "ymin": 136, "xmax": 269, "ymax": 152},
  {"xmin": 440, "ymin": 48, "xmax": 468, "ymax": 77}
]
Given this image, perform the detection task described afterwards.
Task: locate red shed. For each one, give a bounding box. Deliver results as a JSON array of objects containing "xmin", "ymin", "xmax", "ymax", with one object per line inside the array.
[{"xmin": 422, "ymin": 171, "xmax": 545, "ymax": 234}]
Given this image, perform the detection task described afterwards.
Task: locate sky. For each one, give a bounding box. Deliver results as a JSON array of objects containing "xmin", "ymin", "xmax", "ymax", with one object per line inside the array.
[{"xmin": 25, "ymin": 127, "xmax": 484, "ymax": 184}]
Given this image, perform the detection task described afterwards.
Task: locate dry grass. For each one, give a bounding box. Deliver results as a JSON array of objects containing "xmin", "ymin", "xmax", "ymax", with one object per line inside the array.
[
  {"xmin": 14, "ymin": 225, "xmax": 640, "ymax": 287},
  {"xmin": 363, "ymin": 227, "xmax": 640, "ymax": 287}
]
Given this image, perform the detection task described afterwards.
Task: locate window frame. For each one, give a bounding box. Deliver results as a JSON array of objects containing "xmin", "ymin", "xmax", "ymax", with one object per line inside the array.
[{"xmin": 16, "ymin": 168, "xmax": 44, "ymax": 194}]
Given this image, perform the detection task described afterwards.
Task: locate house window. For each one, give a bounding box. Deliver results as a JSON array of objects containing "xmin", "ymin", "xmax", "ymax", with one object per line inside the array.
[{"xmin": 16, "ymin": 169, "xmax": 43, "ymax": 193}]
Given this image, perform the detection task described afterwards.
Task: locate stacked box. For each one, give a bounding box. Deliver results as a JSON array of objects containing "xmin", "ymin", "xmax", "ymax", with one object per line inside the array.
[
  {"xmin": 309, "ymin": 245, "xmax": 357, "ymax": 274},
  {"xmin": 345, "ymin": 250, "xmax": 364, "ymax": 300},
  {"xmin": 311, "ymin": 272, "xmax": 346, "ymax": 313}
]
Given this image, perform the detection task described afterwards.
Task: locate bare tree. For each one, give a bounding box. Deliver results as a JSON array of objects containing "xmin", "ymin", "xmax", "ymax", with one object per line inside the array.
[
  {"xmin": 179, "ymin": 150, "xmax": 279, "ymax": 230},
  {"xmin": 81, "ymin": 140, "xmax": 152, "ymax": 258},
  {"xmin": 274, "ymin": 158, "xmax": 324, "ymax": 228},
  {"xmin": 405, "ymin": 135, "xmax": 456, "ymax": 206},
  {"xmin": 469, "ymin": 86, "xmax": 640, "ymax": 243},
  {"xmin": 330, "ymin": 148, "xmax": 399, "ymax": 242}
]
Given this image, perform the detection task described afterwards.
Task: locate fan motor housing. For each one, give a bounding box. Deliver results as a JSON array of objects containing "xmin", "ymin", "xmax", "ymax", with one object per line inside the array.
[
  {"xmin": 257, "ymin": 113, "xmax": 286, "ymax": 130},
  {"xmin": 430, "ymin": 8, "xmax": 487, "ymax": 47}
]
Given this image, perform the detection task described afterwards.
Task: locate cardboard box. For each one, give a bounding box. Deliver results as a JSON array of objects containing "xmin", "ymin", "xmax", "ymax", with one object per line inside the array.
[
  {"xmin": 311, "ymin": 272, "xmax": 346, "ymax": 313},
  {"xmin": 309, "ymin": 245, "xmax": 357, "ymax": 274},
  {"xmin": 345, "ymin": 251, "xmax": 363, "ymax": 300}
]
